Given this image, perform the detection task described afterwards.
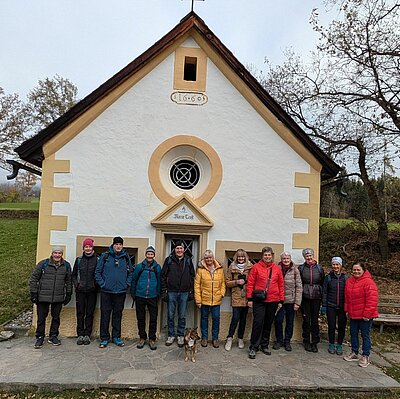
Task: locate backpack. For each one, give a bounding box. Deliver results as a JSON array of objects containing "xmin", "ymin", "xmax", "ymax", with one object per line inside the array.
[
  {"xmin": 101, "ymin": 251, "xmax": 132, "ymax": 273},
  {"xmin": 75, "ymin": 254, "xmax": 99, "ymax": 284},
  {"xmin": 41, "ymin": 258, "xmax": 71, "ymax": 278}
]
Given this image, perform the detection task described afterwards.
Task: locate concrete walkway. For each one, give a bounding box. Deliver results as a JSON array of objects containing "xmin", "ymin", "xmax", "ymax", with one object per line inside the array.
[{"xmin": 0, "ymin": 337, "xmax": 399, "ymax": 393}]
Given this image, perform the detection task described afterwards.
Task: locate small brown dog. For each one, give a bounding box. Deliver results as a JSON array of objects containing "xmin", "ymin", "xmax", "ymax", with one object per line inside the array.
[{"xmin": 184, "ymin": 327, "xmax": 200, "ymax": 362}]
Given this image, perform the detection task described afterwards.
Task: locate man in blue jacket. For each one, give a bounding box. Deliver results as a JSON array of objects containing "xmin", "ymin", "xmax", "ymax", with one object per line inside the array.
[
  {"xmin": 131, "ymin": 245, "xmax": 161, "ymax": 350},
  {"xmin": 95, "ymin": 236, "xmax": 133, "ymax": 348}
]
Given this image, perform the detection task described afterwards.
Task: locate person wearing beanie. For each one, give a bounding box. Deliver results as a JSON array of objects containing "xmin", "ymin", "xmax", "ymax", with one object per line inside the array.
[
  {"xmin": 95, "ymin": 236, "xmax": 133, "ymax": 348},
  {"xmin": 161, "ymin": 240, "xmax": 195, "ymax": 347},
  {"xmin": 29, "ymin": 247, "xmax": 72, "ymax": 349},
  {"xmin": 322, "ymin": 257, "xmax": 348, "ymax": 355},
  {"xmin": 131, "ymin": 245, "xmax": 161, "ymax": 350},
  {"xmin": 72, "ymin": 238, "xmax": 98, "ymax": 345},
  {"xmin": 299, "ymin": 247, "xmax": 325, "ymax": 353}
]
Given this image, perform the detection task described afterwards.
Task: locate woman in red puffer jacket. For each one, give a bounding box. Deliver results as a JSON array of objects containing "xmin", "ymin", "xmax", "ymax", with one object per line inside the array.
[{"xmin": 344, "ymin": 262, "xmax": 378, "ymax": 368}]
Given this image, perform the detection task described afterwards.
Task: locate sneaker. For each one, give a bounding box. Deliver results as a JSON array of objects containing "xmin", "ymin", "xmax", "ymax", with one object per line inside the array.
[
  {"xmin": 238, "ymin": 338, "xmax": 245, "ymax": 349},
  {"xmin": 149, "ymin": 340, "xmax": 157, "ymax": 350},
  {"xmin": 358, "ymin": 355, "xmax": 370, "ymax": 368},
  {"xmin": 261, "ymin": 346, "xmax": 271, "ymax": 355},
  {"xmin": 336, "ymin": 344, "xmax": 343, "ymax": 356},
  {"xmin": 137, "ymin": 339, "xmax": 146, "ymax": 349},
  {"xmin": 304, "ymin": 342, "xmax": 312, "ymax": 352},
  {"xmin": 225, "ymin": 337, "xmax": 233, "ymax": 351},
  {"xmin": 248, "ymin": 348, "xmax": 256, "ymax": 359},
  {"xmin": 77, "ymin": 335, "xmax": 85, "ymax": 345},
  {"xmin": 311, "ymin": 343, "xmax": 318, "ymax": 353},
  {"xmin": 48, "ymin": 336, "xmax": 61, "ymax": 346},
  {"xmin": 201, "ymin": 339, "xmax": 208, "ymax": 347},
  {"xmin": 83, "ymin": 335, "xmax": 91, "ymax": 345},
  {"xmin": 177, "ymin": 336, "xmax": 184, "ymax": 347},
  {"xmin": 272, "ymin": 342, "xmax": 282, "ymax": 350},
  {"xmin": 328, "ymin": 343, "xmax": 336, "ymax": 354},
  {"xmin": 34, "ymin": 336, "xmax": 44, "ymax": 349},
  {"xmin": 344, "ymin": 352, "xmax": 359, "ymax": 362},
  {"xmin": 212, "ymin": 339, "xmax": 219, "ymax": 348},
  {"xmin": 284, "ymin": 342, "xmax": 292, "ymax": 352},
  {"xmin": 99, "ymin": 340, "xmax": 108, "ymax": 348},
  {"xmin": 165, "ymin": 336, "xmax": 175, "ymax": 346},
  {"xmin": 113, "ymin": 337, "xmax": 125, "ymax": 347}
]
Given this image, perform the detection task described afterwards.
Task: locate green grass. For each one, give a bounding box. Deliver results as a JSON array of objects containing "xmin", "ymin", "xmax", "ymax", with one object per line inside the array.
[
  {"xmin": 0, "ymin": 218, "xmax": 38, "ymax": 323},
  {"xmin": 0, "ymin": 202, "xmax": 39, "ymax": 210},
  {"xmin": 321, "ymin": 217, "xmax": 400, "ymax": 232}
]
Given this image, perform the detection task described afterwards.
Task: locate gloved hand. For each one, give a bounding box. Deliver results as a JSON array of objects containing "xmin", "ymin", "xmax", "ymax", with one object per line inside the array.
[
  {"xmin": 30, "ymin": 292, "xmax": 38, "ymax": 304},
  {"xmin": 320, "ymin": 306, "xmax": 327, "ymax": 315},
  {"xmin": 63, "ymin": 295, "xmax": 71, "ymax": 305},
  {"xmin": 161, "ymin": 291, "xmax": 168, "ymax": 302}
]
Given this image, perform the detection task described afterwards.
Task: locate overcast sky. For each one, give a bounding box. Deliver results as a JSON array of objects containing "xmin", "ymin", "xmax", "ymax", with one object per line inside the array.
[{"xmin": 1, "ymin": 0, "xmax": 338, "ymax": 181}]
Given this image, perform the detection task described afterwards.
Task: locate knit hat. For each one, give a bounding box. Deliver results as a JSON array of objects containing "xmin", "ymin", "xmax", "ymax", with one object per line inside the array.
[
  {"xmin": 82, "ymin": 238, "xmax": 94, "ymax": 248},
  {"xmin": 145, "ymin": 245, "xmax": 156, "ymax": 254},
  {"xmin": 52, "ymin": 246, "xmax": 63, "ymax": 253},
  {"xmin": 112, "ymin": 236, "xmax": 124, "ymax": 245},
  {"xmin": 302, "ymin": 248, "xmax": 314, "ymax": 258},
  {"xmin": 331, "ymin": 256, "xmax": 343, "ymax": 266}
]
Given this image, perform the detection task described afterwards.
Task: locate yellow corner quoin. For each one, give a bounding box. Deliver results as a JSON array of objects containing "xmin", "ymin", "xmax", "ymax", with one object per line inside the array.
[
  {"xmin": 36, "ymin": 154, "xmax": 70, "ymax": 262},
  {"xmin": 293, "ymin": 170, "xmax": 321, "ymax": 257}
]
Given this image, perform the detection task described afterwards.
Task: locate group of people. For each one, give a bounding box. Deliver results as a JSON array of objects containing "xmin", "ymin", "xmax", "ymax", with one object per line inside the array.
[{"xmin": 29, "ymin": 238, "xmax": 379, "ymax": 368}]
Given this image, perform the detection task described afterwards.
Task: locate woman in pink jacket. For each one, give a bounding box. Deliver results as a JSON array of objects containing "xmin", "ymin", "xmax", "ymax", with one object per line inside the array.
[{"xmin": 343, "ymin": 262, "xmax": 378, "ymax": 368}]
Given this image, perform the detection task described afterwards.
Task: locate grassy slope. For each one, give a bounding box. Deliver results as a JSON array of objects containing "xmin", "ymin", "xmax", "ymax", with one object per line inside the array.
[
  {"xmin": 0, "ymin": 218, "xmax": 37, "ymax": 323},
  {"xmin": 0, "ymin": 202, "xmax": 39, "ymax": 210}
]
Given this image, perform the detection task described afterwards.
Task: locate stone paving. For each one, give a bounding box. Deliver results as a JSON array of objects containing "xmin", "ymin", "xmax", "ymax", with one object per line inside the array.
[{"xmin": 0, "ymin": 337, "xmax": 399, "ymax": 393}]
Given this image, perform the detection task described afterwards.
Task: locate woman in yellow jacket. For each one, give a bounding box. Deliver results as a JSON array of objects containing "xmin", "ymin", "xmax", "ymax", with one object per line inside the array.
[{"xmin": 195, "ymin": 250, "xmax": 226, "ymax": 348}]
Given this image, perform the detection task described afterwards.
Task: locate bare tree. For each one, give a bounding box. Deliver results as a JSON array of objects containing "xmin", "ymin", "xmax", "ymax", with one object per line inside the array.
[
  {"xmin": 263, "ymin": 0, "xmax": 400, "ymax": 260},
  {"xmin": 15, "ymin": 171, "xmax": 37, "ymax": 201}
]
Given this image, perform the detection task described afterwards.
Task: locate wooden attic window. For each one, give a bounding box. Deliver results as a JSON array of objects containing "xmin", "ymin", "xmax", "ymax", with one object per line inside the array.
[{"xmin": 184, "ymin": 57, "xmax": 197, "ymax": 81}]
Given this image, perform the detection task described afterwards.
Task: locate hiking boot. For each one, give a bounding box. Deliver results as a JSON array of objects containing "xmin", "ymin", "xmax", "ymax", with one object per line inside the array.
[
  {"xmin": 48, "ymin": 336, "xmax": 61, "ymax": 346},
  {"xmin": 201, "ymin": 339, "xmax": 208, "ymax": 347},
  {"xmin": 137, "ymin": 338, "xmax": 146, "ymax": 349},
  {"xmin": 149, "ymin": 340, "xmax": 157, "ymax": 350},
  {"xmin": 304, "ymin": 342, "xmax": 312, "ymax": 352},
  {"xmin": 77, "ymin": 335, "xmax": 85, "ymax": 345},
  {"xmin": 165, "ymin": 336, "xmax": 175, "ymax": 346},
  {"xmin": 212, "ymin": 339, "xmax": 219, "ymax": 348},
  {"xmin": 177, "ymin": 336, "xmax": 184, "ymax": 347},
  {"xmin": 248, "ymin": 348, "xmax": 256, "ymax": 359},
  {"xmin": 225, "ymin": 337, "xmax": 233, "ymax": 351},
  {"xmin": 113, "ymin": 337, "xmax": 125, "ymax": 347},
  {"xmin": 34, "ymin": 336, "xmax": 44, "ymax": 349},
  {"xmin": 261, "ymin": 346, "xmax": 271, "ymax": 355},
  {"xmin": 344, "ymin": 352, "xmax": 359, "ymax": 362},
  {"xmin": 328, "ymin": 343, "xmax": 336, "ymax": 354},
  {"xmin": 272, "ymin": 342, "xmax": 282, "ymax": 350},
  {"xmin": 311, "ymin": 343, "xmax": 318, "ymax": 353},
  {"xmin": 284, "ymin": 342, "xmax": 292, "ymax": 352},
  {"xmin": 238, "ymin": 338, "xmax": 245, "ymax": 349},
  {"xmin": 358, "ymin": 355, "xmax": 370, "ymax": 368},
  {"xmin": 99, "ymin": 340, "xmax": 108, "ymax": 348},
  {"xmin": 83, "ymin": 336, "xmax": 91, "ymax": 345},
  {"xmin": 336, "ymin": 344, "xmax": 343, "ymax": 356}
]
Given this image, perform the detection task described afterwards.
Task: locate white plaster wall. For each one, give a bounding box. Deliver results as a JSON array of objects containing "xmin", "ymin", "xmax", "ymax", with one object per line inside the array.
[{"xmin": 53, "ymin": 37, "xmax": 311, "ymax": 265}]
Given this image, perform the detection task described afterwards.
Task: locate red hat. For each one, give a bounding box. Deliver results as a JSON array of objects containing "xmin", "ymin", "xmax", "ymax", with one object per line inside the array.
[{"xmin": 83, "ymin": 238, "xmax": 94, "ymax": 248}]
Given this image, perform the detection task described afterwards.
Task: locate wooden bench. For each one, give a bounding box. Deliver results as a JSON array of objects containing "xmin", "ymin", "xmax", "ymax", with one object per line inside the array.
[{"xmin": 374, "ymin": 295, "xmax": 400, "ymax": 334}]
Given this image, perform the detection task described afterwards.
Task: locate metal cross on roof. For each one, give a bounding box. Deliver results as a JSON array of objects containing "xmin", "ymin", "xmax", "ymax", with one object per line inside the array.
[{"xmin": 184, "ymin": 0, "xmax": 205, "ymax": 12}]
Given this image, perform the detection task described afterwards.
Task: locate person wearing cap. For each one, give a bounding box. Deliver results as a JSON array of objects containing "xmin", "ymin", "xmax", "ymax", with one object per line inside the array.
[
  {"xmin": 29, "ymin": 247, "xmax": 72, "ymax": 349},
  {"xmin": 130, "ymin": 245, "xmax": 161, "ymax": 350},
  {"xmin": 161, "ymin": 240, "xmax": 195, "ymax": 347},
  {"xmin": 322, "ymin": 256, "xmax": 348, "ymax": 356},
  {"xmin": 72, "ymin": 238, "xmax": 98, "ymax": 346},
  {"xmin": 95, "ymin": 236, "xmax": 133, "ymax": 348},
  {"xmin": 298, "ymin": 248, "xmax": 325, "ymax": 353}
]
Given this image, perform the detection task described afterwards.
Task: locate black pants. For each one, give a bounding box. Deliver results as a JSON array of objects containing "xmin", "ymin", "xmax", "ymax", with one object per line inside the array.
[
  {"xmin": 100, "ymin": 292, "xmax": 126, "ymax": 341},
  {"xmin": 135, "ymin": 297, "xmax": 158, "ymax": 341},
  {"xmin": 327, "ymin": 306, "xmax": 347, "ymax": 345},
  {"xmin": 76, "ymin": 291, "xmax": 97, "ymax": 337},
  {"xmin": 301, "ymin": 298, "xmax": 321, "ymax": 344},
  {"xmin": 250, "ymin": 301, "xmax": 278, "ymax": 350},
  {"xmin": 227, "ymin": 306, "xmax": 248, "ymax": 339},
  {"xmin": 36, "ymin": 301, "xmax": 63, "ymax": 338}
]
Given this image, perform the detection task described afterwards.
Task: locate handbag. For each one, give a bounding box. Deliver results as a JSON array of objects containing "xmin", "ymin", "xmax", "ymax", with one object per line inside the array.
[{"xmin": 251, "ymin": 268, "xmax": 273, "ymax": 302}]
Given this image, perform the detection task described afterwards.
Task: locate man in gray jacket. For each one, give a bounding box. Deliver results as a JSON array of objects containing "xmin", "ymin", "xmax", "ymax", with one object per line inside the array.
[{"xmin": 29, "ymin": 247, "xmax": 72, "ymax": 348}]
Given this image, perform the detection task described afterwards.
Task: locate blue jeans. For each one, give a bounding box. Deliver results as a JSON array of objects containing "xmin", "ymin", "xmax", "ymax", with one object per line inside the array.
[
  {"xmin": 274, "ymin": 303, "xmax": 295, "ymax": 344},
  {"xmin": 200, "ymin": 305, "xmax": 220, "ymax": 341},
  {"xmin": 167, "ymin": 292, "xmax": 188, "ymax": 337},
  {"xmin": 350, "ymin": 318, "xmax": 372, "ymax": 356}
]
